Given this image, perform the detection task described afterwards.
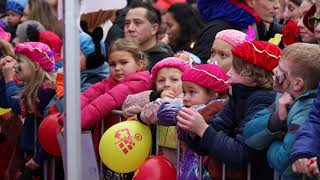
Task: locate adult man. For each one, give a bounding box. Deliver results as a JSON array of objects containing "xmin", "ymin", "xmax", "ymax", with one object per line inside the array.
[{"xmin": 125, "ymin": 1, "xmax": 173, "ymax": 70}]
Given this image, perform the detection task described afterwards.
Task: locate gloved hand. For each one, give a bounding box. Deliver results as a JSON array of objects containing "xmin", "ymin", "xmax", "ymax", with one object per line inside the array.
[{"xmin": 157, "ymin": 102, "xmax": 180, "ymax": 126}]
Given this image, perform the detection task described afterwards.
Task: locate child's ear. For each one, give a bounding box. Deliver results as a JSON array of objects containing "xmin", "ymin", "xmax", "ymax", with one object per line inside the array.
[
  {"xmin": 292, "ymin": 77, "xmax": 305, "ymax": 92},
  {"xmin": 137, "ymin": 59, "xmax": 145, "ymax": 70}
]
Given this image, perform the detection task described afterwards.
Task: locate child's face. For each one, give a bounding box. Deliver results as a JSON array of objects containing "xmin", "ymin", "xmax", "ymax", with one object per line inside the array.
[
  {"xmin": 14, "ymin": 57, "xmax": 33, "ymax": 82},
  {"xmin": 272, "ymin": 58, "xmax": 296, "ymax": 93},
  {"xmin": 183, "ymin": 81, "xmax": 213, "ymax": 107},
  {"xmin": 155, "ymin": 68, "xmax": 183, "ymax": 95},
  {"xmin": 7, "ymin": 10, "xmax": 22, "ymax": 27},
  {"xmin": 109, "ymin": 50, "xmax": 143, "ymax": 82},
  {"xmin": 227, "ymin": 65, "xmax": 256, "ymax": 86},
  {"xmin": 208, "ymin": 39, "xmax": 233, "ymax": 72}
]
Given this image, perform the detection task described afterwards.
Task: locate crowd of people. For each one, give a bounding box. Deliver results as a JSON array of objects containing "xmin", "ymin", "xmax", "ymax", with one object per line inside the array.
[{"xmin": 1, "ymin": 0, "xmax": 320, "ymax": 179}]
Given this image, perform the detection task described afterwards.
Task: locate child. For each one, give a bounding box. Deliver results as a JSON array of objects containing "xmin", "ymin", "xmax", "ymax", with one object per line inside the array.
[
  {"xmin": 4, "ymin": 0, "xmax": 28, "ymax": 41},
  {"xmin": 69, "ymin": 38, "xmax": 151, "ymax": 156},
  {"xmin": 207, "ymin": 29, "xmax": 247, "ymax": 72},
  {"xmin": 177, "ymin": 41, "xmax": 281, "ymax": 180},
  {"xmin": 157, "ymin": 64, "xmax": 229, "ymax": 180},
  {"xmin": 244, "ymin": 43, "xmax": 320, "ymax": 179},
  {"xmin": 1, "ymin": 42, "xmax": 56, "ymax": 173},
  {"xmin": 122, "ymin": 57, "xmax": 190, "ymax": 165}
]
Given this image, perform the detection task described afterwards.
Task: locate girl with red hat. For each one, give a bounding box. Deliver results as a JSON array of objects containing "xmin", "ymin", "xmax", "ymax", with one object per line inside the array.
[
  {"xmin": 157, "ymin": 64, "xmax": 230, "ymax": 179},
  {"xmin": 122, "ymin": 57, "xmax": 190, "ymax": 165}
]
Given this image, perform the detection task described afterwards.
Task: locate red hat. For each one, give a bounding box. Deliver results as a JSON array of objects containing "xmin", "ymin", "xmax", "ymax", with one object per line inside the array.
[
  {"xmin": 39, "ymin": 31, "xmax": 62, "ymax": 62},
  {"xmin": 181, "ymin": 64, "xmax": 229, "ymax": 93},
  {"xmin": 154, "ymin": 0, "xmax": 186, "ymax": 10},
  {"xmin": 231, "ymin": 41, "xmax": 281, "ymax": 71},
  {"xmin": 151, "ymin": 57, "xmax": 190, "ymax": 83}
]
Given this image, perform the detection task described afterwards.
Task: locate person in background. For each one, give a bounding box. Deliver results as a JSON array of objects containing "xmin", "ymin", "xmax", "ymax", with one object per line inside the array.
[
  {"xmin": 164, "ymin": 3, "xmax": 204, "ymax": 53},
  {"xmin": 125, "ymin": 0, "xmax": 173, "ymax": 70}
]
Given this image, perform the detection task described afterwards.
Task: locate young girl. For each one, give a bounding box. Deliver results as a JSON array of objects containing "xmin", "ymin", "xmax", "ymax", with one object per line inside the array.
[
  {"xmin": 176, "ymin": 41, "xmax": 281, "ymax": 180},
  {"xmin": 207, "ymin": 29, "xmax": 247, "ymax": 72},
  {"xmin": 1, "ymin": 42, "xmax": 56, "ymax": 173},
  {"xmin": 122, "ymin": 57, "xmax": 190, "ymax": 165},
  {"xmin": 157, "ymin": 64, "xmax": 229, "ymax": 180},
  {"xmin": 71, "ymin": 38, "xmax": 151, "ymax": 155}
]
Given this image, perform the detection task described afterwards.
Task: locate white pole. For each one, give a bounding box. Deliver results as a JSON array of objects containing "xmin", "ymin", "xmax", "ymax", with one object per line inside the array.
[{"xmin": 63, "ymin": 0, "xmax": 81, "ymax": 179}]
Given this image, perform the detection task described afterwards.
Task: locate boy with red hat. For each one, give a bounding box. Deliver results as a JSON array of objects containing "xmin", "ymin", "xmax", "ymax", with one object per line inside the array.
[
  {"xmin": 244, "ymin": 42, "xmax": 320, "ymax": 179},
  {"xmin": 175, "ymin": 40, "xmax": 281, "ymax": 179}
]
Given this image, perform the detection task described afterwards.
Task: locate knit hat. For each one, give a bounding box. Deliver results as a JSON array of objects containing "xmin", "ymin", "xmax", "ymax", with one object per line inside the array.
[
  {"xmin": 80, "ymin": 32, "xmax": 95, "ymax": 57},
  {"xmin": 150, "ymin": 57, "xmax": 190, "ymax": 83},
  {"xmin": 231, "ymin": 41, "xmax": 281, "ymax": 71},
  {"xmin": 215, "ymin": 29, "xmax": 247, "ymax": 47},
  {"xmin": 15, "ymin": 42, "xmax": 55, "ymax": 73},
  {"xmin": 39, "ymin": 31, "xmax": 62, "ymax": 62},
  {"xmin": 6, "ymin": 0, "xmax": 27, "ymax": 15},
  {"xmin": 154, "ymin": 0, "xmax": 186, "ymax": 10},
  {"xmin": 181, "ymin": 64, "xmax": 229, "ymax": 93},
  {"xmin": 16, "ymin": 20, "xmax": 45, "ymax": 42},
  {"xmin": 0, "ymin": 27, "xmax": 11, "ymax": 42}
]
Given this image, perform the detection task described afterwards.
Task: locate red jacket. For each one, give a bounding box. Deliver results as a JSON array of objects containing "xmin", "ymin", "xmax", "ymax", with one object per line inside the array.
[{"xmin": 80, "ymin": 71, "xmax": 151, "ymax": 129}]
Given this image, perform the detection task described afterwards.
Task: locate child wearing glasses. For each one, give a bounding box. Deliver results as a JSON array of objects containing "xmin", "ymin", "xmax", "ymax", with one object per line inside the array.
[{"xmin": 244, "ymin": 43, "xmax": 320, "ymax": 179}]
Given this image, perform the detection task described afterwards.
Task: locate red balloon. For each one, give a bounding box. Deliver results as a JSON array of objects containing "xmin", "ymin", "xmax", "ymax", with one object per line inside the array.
[
  {"xmin": 38, "ymin": 113, "xmax": 62, "ymax": 156},
  {"xmin": 133, "ymin": 155, "xmax": 177, "ymax": 180}
]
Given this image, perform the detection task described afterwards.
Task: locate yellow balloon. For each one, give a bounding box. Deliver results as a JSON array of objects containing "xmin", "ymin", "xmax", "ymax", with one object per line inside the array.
[
  {"xmin": 0, "ymin": 108, "xmax": 11, "ymax": 116},
  {"xmin": 99, "ymin": 120, "xmax": 152, "ymax": 173}
]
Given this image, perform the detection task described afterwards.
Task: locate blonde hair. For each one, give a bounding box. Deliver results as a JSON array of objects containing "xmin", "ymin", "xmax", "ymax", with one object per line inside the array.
[
  {"xmin": 17, "ymin": 53, "xmax": 56, "ymax": 109},
  {"xmin": 281, "ymin": 43, "xmax": 320, "ymax": 89},
  {"xmin": 232, "ymin": 56, "xmax": 274, "ymax": 89},
  {"xmin": 108, "ymin": 38, "xmax": 148, "ymax": 69}
]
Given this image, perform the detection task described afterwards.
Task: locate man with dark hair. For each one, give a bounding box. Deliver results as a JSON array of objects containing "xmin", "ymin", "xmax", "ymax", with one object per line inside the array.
[{"xmin": 125, "ymin": 1, "xmax": 173, "ymax": 70}]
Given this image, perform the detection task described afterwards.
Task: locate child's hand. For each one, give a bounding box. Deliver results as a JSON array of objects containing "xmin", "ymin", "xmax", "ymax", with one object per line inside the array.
[
  {"xmin": 177, "ymin": 107, "xmax": 208, "ymax": 137},
  {"xmin": 25, "ymin": 158, "xmax": 39, "ymax": 170},
  {"xmin": 292, "ymin": 158, "xmax": 311, "ymax": 175},
  {"xmin": 278, "ymin": 92, "xmax": 294, "ymax": 122},
  {"xmin": 2, "ymin": 61, "xmax": 15, "ymax": 82},
  {"xmin": 161, "ymin": 90, "xmax": 176, "ymax": 99},
  {"xmin": 307, "ymin": 157, "xmax": 320, "ymax": 178}
]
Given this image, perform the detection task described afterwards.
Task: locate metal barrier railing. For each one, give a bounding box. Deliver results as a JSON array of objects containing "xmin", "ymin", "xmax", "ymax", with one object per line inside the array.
[{"xmin": 42, "ymin": 110, "xmax": 259, "ymax": 180}]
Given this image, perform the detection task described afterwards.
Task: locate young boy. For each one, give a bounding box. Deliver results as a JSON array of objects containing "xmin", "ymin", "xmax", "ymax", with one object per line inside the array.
[
  {"xmin": 176, "ymin": 40, "xmax": 281, "ymax": 180},
  {"xmin": 4, "ymin": 0, "xmax": 27, "ymax": 41},
  {"xmin": 244, "ymin": 43, "xmax": 320, "ymax": 179}
]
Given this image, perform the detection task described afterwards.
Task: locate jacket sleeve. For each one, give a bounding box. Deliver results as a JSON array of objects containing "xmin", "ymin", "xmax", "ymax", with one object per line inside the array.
[
  {"xmin": 188, "ymin": 92, "xmax": 275, "ymax": 167},
  {"xmin": 122, "ymin": 90, "xmax": 152, "ymax": 118},
  {"xmin": 267, "ymin": 103, "xmax": 314, "ymax": 173},
  {"xmin": 141, "ymin": 96, "xmax": 183, "ymax": 125},
  {"xmin": 244, "ymin": 103, "xmax": 281, "ymax": 150},
  {"xmin": 197, "ymin": 0, "xmax": 255, "ymax": 30},
  {"xmin": 5, "ymin": 80, "xmax": 23, "ymax": 114},
  {"xmin": 81, "ymin": 78, "xmax": 150, "ymax": 129},
  {"xmin": 291, "ymin": 87, "xmax": 320, "ymax": 162}
]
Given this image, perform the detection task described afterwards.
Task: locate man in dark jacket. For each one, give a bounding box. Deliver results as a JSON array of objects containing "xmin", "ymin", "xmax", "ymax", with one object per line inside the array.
[{"xmin": 124, "ymin": 1, "xmax": 173, "ymax": 70}]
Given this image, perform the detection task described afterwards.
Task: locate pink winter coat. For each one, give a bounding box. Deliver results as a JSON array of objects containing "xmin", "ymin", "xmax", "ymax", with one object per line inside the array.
[{"xmin": 80, "ymin": 71, "xmax": 152, "ymax": 129}]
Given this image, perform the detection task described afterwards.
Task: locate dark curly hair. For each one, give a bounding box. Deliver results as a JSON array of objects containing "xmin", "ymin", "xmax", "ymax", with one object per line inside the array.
[{"xmin": 167, "ymin": 3, "xmax": 204, "ymax": 52}]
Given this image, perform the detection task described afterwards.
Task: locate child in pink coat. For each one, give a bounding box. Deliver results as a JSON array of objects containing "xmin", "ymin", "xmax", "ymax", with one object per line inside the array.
[{"xmin": 78, "ymin": 38, "xmax": 152, "ymax": 156}]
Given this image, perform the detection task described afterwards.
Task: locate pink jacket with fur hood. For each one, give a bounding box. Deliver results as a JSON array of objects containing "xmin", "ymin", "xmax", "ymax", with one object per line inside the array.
[{"xmin": 80, "ymin": 71, "xmax": 151, "ymax": 129}]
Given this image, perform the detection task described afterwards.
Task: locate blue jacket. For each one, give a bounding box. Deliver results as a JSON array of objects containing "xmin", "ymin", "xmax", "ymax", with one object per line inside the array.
[
  {"xmin": 244, "ymin": 89, "xmax": 317, "ymax": 179},
  {"xmin": 197, "ymin": 0, "xmax": 255, "ymax": 30},
  {"xmin": 81, "ymin": 62, "xmax": 109, "ymax": 91},
  {"xmin": 291, "ymin": 84, "xmax": 320, "ymax": 165},
  {"xmin": 0, "ymin": 79, "xmax": 55, "ymax": 165},
  {"xmin": 188, "ymin": 83, "xmax": 276, "ymax": 179}
]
